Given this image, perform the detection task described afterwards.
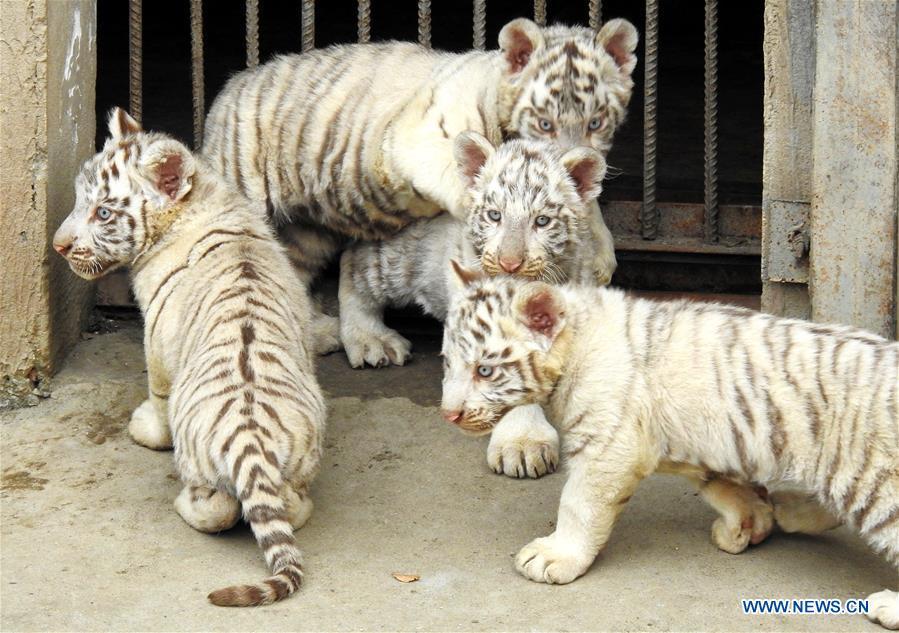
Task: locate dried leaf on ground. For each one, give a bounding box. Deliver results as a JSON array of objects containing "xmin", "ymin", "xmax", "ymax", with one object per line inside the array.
[{"xmin": 391, "ymin": 573, "xmax": 420, "ymax": 583}]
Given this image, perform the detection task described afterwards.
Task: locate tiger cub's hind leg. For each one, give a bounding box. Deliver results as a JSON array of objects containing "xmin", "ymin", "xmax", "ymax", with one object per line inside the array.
[
  {"xmin": 174, "ymin": 485, "xmax": 241, "ymax": 534},
  {"xmin": 279, "ymin": 222, "xmax": 344, "ymax": 355},
  {"xmin": 282, "ymin": 483, "xmax": 314, "ymax": 531},
  {"xmin": 698, "ymin": 477, "xmax": 774, "ymax": 554},
  {"xmin": 769, "ymin": 490, "xmax": 841, "ymax": 534}
]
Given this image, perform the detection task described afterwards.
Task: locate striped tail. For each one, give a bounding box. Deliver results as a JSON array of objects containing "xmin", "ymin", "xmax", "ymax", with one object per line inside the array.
[{"xmin": 208, "ymin": 438, "xmax": 304, "ymax": 607}]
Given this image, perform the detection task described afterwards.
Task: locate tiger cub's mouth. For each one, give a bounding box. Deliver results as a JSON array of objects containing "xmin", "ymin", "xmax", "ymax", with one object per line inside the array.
[{"xmin": 66, "ymin": 257, "xmax": 119, "ymax": 280}]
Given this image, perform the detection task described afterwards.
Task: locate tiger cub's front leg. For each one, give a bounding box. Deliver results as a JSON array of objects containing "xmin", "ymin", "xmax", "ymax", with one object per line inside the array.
[
  {"xmin": 338, "ymin": 249, "xmax": 412, "ymax": 368},
  {"xmin": 487, "ymin": 405, "xmax": 559, "ymax": 479},
  {"xmin": 587, "ymin": 201, "xmax": 617, "ymax": 286},
  {"xmin": 696, "ymin": 477, "xmax": 774, "ymax": 554},
  {"xmin": 128, "ymin": 357, "xmax": 173, "ymax": 450},
  {"xmin": 515, "ymin": 426, "xmax": 647, "ymax": 584}
]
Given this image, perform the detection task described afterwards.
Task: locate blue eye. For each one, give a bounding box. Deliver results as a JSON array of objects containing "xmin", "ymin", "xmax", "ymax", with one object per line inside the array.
[
  {"xmin": 487, "ymin": 209, "xmax": 502, "ymax": 222},
  {"xmin": 539, "ymin": 118, "xmax": 554, "ymax": 132},
  {"xmin": 96, "ymin": 207, "xmax": 112, "ymax": 220},
  {"xmin": 477, "ymin": 364, "xmax": 494, "ymax": 378},
  {"xmin": 588, "ymin": 117, "xmax": 602, "ymax": 131},
  {"xmin": 535, "ymin": 215, "xmax": 550, "ymax": 227}
]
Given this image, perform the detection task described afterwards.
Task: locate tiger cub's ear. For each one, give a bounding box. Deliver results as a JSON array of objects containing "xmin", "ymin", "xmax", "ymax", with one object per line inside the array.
[
  {"xmin": 595, "ymin": 18, "xmax": 639, "ymax": 76},
  {"xmin": 141, "ymin": 139, "xmax": 196, "ymax": 203},
  {"xmin": 449, "ymin": 259, "xmax": 485, "ymax": 290},
  {"xmin": 454, "ymin": 131, "xmax": 495, "ymax": 190},
  {"xmin": 561, "ymin": 147, "xmax": 607, "ymax": 203},
  {"xmin": 499, "ymin": 18, "xmax": 545, "ymax": 75},
  {"xmin": 516, "ymin": 282, "xmax": 566, "ymax": 352},
  {"xmin": 108, "ymin": 107, "xmax": 142, "ymax": 140}
]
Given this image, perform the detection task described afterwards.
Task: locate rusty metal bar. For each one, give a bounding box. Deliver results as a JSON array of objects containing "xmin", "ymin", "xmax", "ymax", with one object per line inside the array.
[
  {"xmin": 418, "ymin": 0, "xmax": 432, "ymax": 48},
  {"xmin": 534, "ymin": 0, "xmax": 546, "ymax": 26},
  {"xmin": 302, "ymin": 0, "xmax": 315, "ymax": 51},
  {"xmin": 588, "ymin": 0, "xmax": 602, "ymax": 30},
  {"xmin": 246, "ymin": 0, "xmax": 259, "ymax": 67},
  {"xmin": 128, "ymin": 0, "xmax": 142, "ymax": 123},
  {"xmin": 190, "ymin": 0, "xmax": 205, "ymax": 148},
  {"xmin": 642, "ymin": 0, "xmax": 659, "ymax": 240},
  {"xmin": 473, "ymin": 0, "xmax": 486, "ymax": 50},
  {"xmin": 358, "ymin": 0, "xmax": 371, "ymax": 43},
  {"xmin": 703, "ymin": 0, "xmax": 720, "ymax": 243}
]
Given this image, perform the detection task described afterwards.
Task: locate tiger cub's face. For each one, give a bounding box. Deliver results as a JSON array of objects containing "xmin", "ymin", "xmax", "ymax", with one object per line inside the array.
[
  {"xmin": 454, "ymin": 132, "xmax": 605, "ymax": 281},
  {"xmin": 440, "ymin": 268, "xmax": 568, "ymax": 435},
  {"xmin": 499, "ymin": 18, "xmax": 639, "ymax": 157},
  {"xmin": 53, "ymin": 108, "xmax": 195, "ymax": 279}
]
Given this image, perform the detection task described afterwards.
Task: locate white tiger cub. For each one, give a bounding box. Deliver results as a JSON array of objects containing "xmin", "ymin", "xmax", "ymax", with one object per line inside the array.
[
  {"xmin": 201, "ymin": 18, "xmax": 637, "ymax": 302},
  {"xmin": 53, "ymin": 109, "xmax": 326, "ymax": 607},
  {"xmin": 339, "ymin": 132, "xmax": 604, "ymax": 479},
  {"xmin": 440, "ymin": 270, "xmax": 899, "ymax": 629}
]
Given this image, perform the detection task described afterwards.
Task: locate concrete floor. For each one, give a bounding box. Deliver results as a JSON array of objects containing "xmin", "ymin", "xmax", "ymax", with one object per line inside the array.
[{"xmin": 2, "ymin": 303, "xmax": 895, "ymax": 632}]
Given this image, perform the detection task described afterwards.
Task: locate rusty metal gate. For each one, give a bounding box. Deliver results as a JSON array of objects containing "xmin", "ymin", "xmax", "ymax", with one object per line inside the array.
[{"xmin": 104, "ymin": 0, "xmax": 760, "ymax": 303}]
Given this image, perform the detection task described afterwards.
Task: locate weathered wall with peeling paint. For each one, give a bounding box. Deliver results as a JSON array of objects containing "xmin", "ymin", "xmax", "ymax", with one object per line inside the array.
[
  {"xmin": 0, "ymin": 0, "xmax": 96, "ymax": 408},
  {"xmin": 763, "ymin": 0, "xmax": 898, "ymax": 338}
]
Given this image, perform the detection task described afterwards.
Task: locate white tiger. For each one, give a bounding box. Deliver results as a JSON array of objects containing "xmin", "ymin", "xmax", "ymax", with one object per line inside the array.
[
  {"xmin": 339, "ymin": 131, "xmax": 605, "ymax": 478},
  {"xmin": 53, "ymin": 109, "xmax": 326, "ymax": 607},
  {"xmin": 201, "ymin": 18, "xmax": 638, "ymax": 322},
  {"xmin": 440, "ymin": 269, "xmax": 899, "ymax": 630}
]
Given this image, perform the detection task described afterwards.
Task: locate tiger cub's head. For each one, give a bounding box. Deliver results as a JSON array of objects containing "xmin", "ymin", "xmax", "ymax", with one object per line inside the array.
[
  {"xmin": 53, "ymin": 108, "xmax": 196, "ymax": 279},
  {"xmin": 441, "ymin": 266, "xmax": 569, "ymax": 435},
  {"xmin": 454, "ymin": 131, "xmax": 605, "ymax": 281},
  {"xmin": 498, "ymin": 18, "xmax": 638, "ymax": 156}
]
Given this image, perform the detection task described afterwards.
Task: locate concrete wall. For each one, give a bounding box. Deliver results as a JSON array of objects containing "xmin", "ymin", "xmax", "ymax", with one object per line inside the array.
[
  {"xmin": 763, "ymin": 0, "xmax": 898, "ymax": 338},
  {"xmin": 0, "ymin": 0, "xmax": 96, "ymax": 409}
]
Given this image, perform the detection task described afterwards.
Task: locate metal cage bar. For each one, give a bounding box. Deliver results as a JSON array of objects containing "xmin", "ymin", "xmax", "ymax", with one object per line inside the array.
[
  {"xmin": 302, "ymin": 0, "xmax": 315, "ymax": 51},
  {"xmin": 588, "ymin": 0, "xmax": 602, "ymax": 31},
  {"xmin": 358, "ymin": 0, "xmax": 371, "ymax": 43},
  {"xmin": 703, "ymin": 0, "xmax": 720, "ymax": 243},
  {"xmin": 641, "ymin": 0, "xmax": 660, "ymax": 239},
  {"xmin": 190, "ymin": 0, "xmax": 205, "ymax": 148},
  {"xmin": 534, "ymin": 0, "xmax": 546, "ymax": 26},
  {"xmin": 473, "ymin": 0, "xmax": 486, "ymax": 50},
  {"xmin": 246, "ymin": 0, "xmax": 259, "ymax": 68},
  {"xmin": 128, "ymin": 0, "xmax": 142, "ymax": 122},
  {"xmin": 418, "ymin": 0, "xmax": 432, "ymax": 48}
]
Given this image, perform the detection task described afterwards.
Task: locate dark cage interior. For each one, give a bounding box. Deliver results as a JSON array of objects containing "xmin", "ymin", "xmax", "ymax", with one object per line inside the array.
[{"xmin": 95, "ymin": 0, "xmax": 763, "ymax": 294}]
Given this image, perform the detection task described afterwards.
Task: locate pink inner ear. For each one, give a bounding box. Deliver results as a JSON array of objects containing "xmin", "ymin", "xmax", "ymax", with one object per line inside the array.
[
  {"xmin": 568, "ymin": 158, "xmax": 598, "ymax": 199},
  {"xmin": 524, "ymin": 291, "xmax": 557, "ymax": 336},
  {"xmin": 157, "ymin": 154, "xmax": 182, "ymax": 199},
  {"xmin": 604, "ymin": 32, "xmax": 634, "ymax": 69},
  {"xmin": 505, "ymin": 30, "xmax": 534, "ymax": 73},
  {"xmin": 460, "ymin": 144, "xmax": 487, "ymax": 183}
]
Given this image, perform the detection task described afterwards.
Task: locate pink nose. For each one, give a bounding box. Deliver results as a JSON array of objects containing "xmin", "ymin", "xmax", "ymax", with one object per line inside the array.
[
  {"xmin": 499, "ymin": 258, "xmax": 522, "ymax": 273},
  {"xmin": 53, "ymin": 240, "xmax": 71, "ymax": 256},
  {"xmin": 441, "ymin": 409, "xmax": 462, "ymax": 424}
]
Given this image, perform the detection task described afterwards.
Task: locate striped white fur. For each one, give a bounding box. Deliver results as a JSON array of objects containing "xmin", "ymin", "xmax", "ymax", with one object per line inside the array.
[
  {"xmin": 440, "ymin": 272, "xmax": 899, "ymax": 630},
  {"xmin": 339, "ymin": 134, "xmax": 605, "ymax": 479},
  {"xmin": 53, "ymin": 109, "xmax": 326, "ymax": 607},
  {"xmin": 201, "ymin": 18, "xmax": 638, "ymax": 302}
]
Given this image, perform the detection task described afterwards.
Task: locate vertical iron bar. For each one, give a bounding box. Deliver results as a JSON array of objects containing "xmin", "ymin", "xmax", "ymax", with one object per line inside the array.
[
  {"xmin": 418, "ymin": 0, "xmax": 432, "ymax": 48},
  {"xmin": 534, "ymin": 0, "xmax": 546, "ymax": 26},
  {"xmin": 588, "ymin": 0, "xmax": 602, "ymax": 31},
  {"xmin": 703, "ymin": 0, "xmax": 720, "ymax": 243},
  {"xmin": 358, "ymin": 0, "xmax": 371, "ymax": 43},
  {"xmin": 128, "ymin": 0, "xmax": 142, "ymax": 123},
  {"xmin": 246, "ymin": 0, "xmax": 259, "ymax": 67},
  {"xmin": 641, "ymin": 0, "xmax": 659, "ymax": 240},
  {"xmin": 302, "ymin": 0, "xmax": 315, "ymax": 51},
  {"xmin": 473, "ymin": 0, "xmax": 486, "ymax": 50},
  {"xmin": 190, "ymin": 0, "xmax": 205, "ymax": 148}
]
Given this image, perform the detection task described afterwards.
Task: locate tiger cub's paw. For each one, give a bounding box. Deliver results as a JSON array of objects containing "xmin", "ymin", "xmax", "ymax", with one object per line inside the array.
[
  {"xmin": 174, "ymin": 485, "xmax": 241, "ymax": 533},
  {"xmin": 515, "ymin": 535, "xmax": 593, "ymax": 585},
  {"xmin": 343, "ymin": 328, "xmax": 412, "ymax": 369},
  {"xmin": 866, "ymin": 590, "xmax": 899, "ymax": 630},
  {"xmin": 771, "ymin": 490, "xmax": 842, "ymax": 534},
  {"xmin": 487, "ymin": 411, "xmax": 559, "ymax": 479},
  {"xmin": 128, "ymin": 399, "xmax": 173, "ymax": 450},
  {"xmin": 311, "ymin": 313, "xmax": 342, "ymax": 356}
]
